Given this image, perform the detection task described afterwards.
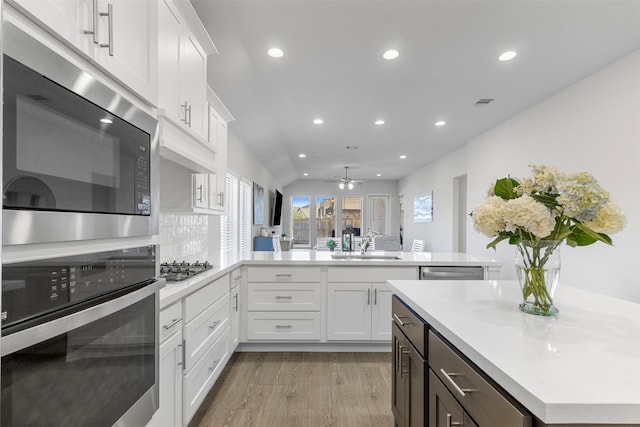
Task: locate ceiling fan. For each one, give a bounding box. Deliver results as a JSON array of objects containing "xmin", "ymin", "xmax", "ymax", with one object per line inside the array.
[{"xmin": 335, "ymin": 166, "xmax": 364, "ymax": 190}]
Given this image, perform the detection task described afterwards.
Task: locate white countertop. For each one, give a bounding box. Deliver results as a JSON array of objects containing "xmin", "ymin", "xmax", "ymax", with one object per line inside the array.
[
  {"xmin": 158, "ymin": 250, "xmax": 499, "ymax": 308},
  {"xmin": 386, "ymin": 280, "xmax": 640, "ymax": 424}
]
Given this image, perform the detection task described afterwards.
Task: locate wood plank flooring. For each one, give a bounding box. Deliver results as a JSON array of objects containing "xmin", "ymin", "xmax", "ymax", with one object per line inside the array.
[{"xmin": 190, "ymin": 352, "xmax": 394, "ymax": 427}]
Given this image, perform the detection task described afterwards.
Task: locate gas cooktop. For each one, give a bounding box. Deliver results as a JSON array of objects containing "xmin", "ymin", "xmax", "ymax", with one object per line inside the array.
[{"xmin": 160, "ymin": 261, "xmax": 213, "ymax": 282}]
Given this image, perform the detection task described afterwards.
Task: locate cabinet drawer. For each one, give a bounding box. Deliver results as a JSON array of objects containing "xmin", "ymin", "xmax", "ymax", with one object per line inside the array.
[
  {"xmin": 160, "ymin": 301, "xmax": 183, "ymax": 342},
  {"xmin": 185, "ymin": 274, "xmax": 230, "ymax": 322},
  {"xmin": 429, "ymin": 331, "xmax": 531, "ymax": 427},
  {"xmin": 328, "ymin": 266, "xmax": 417, "ymax": 283},
  {"xmin": 183, "ymin": 328, "xmax": 229, "ymax": 425},
  {"xmin": 247, "ymin": 267, "xmax": 321, "ymax": 283},
  {"xmin": 247, "ymin": 312, "xmax": 321, "ymax": 340},
  {"xmin": 230, "ymin": 268, "xmax": 242, "ymax": 289},
  {"xmin": 247, "ymin": 283, "xmax": 321, "ymax": 311},
  {"xmin": 184, "ymin": 296, "xmax": 229, "ymax": 372},
  {"xmin": 392, "ymin": 296, "xmax": 427, "ymax": 358}
]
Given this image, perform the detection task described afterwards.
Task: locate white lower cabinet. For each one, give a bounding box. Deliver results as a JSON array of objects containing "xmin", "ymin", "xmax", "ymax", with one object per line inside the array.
[
  {"xmin": 181, "ymin": 274, "xmax": 231, "ymax": 426},
  {"xmin": 327, "ymin": 267, "xmax": 417, "ymax": 342},
  {"xmin": 184, "ymin": 328, "xmax": 229, "ymax": 424},
  {"xmin": 229, "ymin": 268, "xmax": 242, "ymax": 351},
  {"xmin": 245, "ymin": 267, "xmax": 322, "ymax": 342},
  {"xmin": 327, "ymin": 283, "xmax": 391, "ymax": 341},
  {"xmin": 148, "ymin": 302, "xmax": 183, "ymax": 427}
]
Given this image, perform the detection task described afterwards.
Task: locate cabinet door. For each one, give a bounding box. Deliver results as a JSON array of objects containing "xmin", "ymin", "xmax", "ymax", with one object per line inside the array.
[
  {"xmin": 371, "ymin": 283, "xmax": 393, "ymax": 341},
  {"xmin": 392, "ymin": 323, "xmax": 408, "ymax": 427},
  {"xmin": 327, "ymin": 283, "xmax": 371, "ymax": 341},
  {"xmin": 180, "ymin": 31, "xmax": 207, "ymax": 137},
  {"xmin": 229, "ymin": 286, "xmax": 240, "ymax": 351},
  {"xmin": 208, "ymin": 172, "xmax": 223, "ymax": 211},
  {"xmin": 12, "ymin": 0, "xmax": 89, "ymax": 52},
  {"xmin": 407, "ymin": 343, "xmax": 426, "ymax": 427},
  {"xmin": 94, "ymin": 0, "xmax": 156, "ymax": 103},
  {"xmin": 192, "ymin": 173, "xmax": 209, "ymax": 208},
  {"xmin": 157, "ymin": 0, "xmax": 182, "ymax": 118},
  {"xmin": 147, "ymin": 330, "xmax": 183, "ymax": 427},
  {"xmin": 429, "ymin": 370, "xmax": 465, "ymax": 427}
]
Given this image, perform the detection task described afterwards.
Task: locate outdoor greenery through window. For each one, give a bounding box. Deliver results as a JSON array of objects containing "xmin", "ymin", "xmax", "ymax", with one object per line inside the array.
[{"xmin": 292, "ymin": 196, "xmax": 311, "ymax": 246}]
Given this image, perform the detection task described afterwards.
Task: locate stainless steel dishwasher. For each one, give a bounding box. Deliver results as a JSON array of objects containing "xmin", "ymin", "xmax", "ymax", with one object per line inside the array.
[{"xmin": 419, "ymin": 265, "xmax": 485, "ymax": 280}]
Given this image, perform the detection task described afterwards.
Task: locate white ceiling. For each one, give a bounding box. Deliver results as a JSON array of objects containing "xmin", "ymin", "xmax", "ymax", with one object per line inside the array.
[{"xmin": 191, "ymin": 0, "xmax": 640, "ymax": 186}]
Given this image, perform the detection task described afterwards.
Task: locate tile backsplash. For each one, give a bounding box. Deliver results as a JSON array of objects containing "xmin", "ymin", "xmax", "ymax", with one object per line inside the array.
[{"xmin": 159, "ymin": 213, "xmax": 209, "ymax": 263}]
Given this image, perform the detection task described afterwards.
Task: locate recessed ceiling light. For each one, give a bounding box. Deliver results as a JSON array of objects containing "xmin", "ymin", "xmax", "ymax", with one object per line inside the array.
[
  {"xmin": 498, "ymin": 51, "xmax": 517, "ymax": 62},
  {"xmin": 374, "ymin": 120, "xmax": 385, "ymax": 125},
  {"xmin": 100, "ymin": 118, "xmax": 113, "ymax": 124},
  {"xmin": 383, "ymin": 49, "xmax": 399, "ymax": 60},
  {"xmin": 399, "ymin": 155, "xmax": 407, "ymax": 159},
  {"xmin": 298, "ymin": 153, "xmax": 306, "ymax": 158},
  {"xmin": 376, "ymin": 173, "xmax": 382, "ymax": 177},
  {"xmin": 303, "ymin": 172, "xmax": 309, "ymax": 176},
  {"xmin": 267, "ymin": 47, "xmax": 284, "ymax": 58},
  {"xmin": 313, "ymin": 118, "xmax": 323, "ymax": 125},
  {"xmin": 435, "ymin": 120, "xmax": 446, "ymax": 127}
]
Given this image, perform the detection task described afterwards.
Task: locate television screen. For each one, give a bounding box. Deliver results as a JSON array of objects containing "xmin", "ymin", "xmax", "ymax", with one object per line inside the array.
[{"xmin": 271, "ymin": 190, "xmax": 283, "ymax": 226}]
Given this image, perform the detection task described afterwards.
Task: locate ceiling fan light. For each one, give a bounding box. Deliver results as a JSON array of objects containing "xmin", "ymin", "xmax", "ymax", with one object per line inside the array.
[
  {"xmin": 348, "ymin": 182, "xmax": 354, "ymax": 190},
  {"xmin": 339, "ymin": 182, "xmax": 345, "ymax": 190}
]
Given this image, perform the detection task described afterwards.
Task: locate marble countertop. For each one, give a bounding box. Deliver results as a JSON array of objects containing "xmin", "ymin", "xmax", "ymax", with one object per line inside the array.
[
  {"xmin": 159, "ymin": 250, "xmax": 499, "ymax": 308},
  {"xmin": 386, "ymin": 280, "xmax": 640, "ymax": 424}
]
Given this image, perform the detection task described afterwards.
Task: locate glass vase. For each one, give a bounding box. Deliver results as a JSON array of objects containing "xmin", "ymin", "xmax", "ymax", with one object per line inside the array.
[{"xmin": 515, "ymin": 240, "xmax": 561, "ymax": 316}]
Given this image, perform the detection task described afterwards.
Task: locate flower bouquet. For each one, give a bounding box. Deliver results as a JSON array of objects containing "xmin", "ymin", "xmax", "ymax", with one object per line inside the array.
[{"xmin": 470, "ymin": 165, "xmax": 626, "ymax": 315}]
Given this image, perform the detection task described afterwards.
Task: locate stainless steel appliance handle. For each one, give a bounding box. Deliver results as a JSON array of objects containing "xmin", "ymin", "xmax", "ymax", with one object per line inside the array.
[
  {"xmin": 99, "ymin": 3, "xmax": 114, "ymax": 56},
  {"xmin": 1, "ymin": 279, "xmax": 165, "ymax": 356}
]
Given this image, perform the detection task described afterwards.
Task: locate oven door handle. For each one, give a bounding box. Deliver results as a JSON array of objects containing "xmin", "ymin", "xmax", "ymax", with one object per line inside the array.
[{"xmin": 1, "ymin": 279, "xmax": 165, "ymax": 356}]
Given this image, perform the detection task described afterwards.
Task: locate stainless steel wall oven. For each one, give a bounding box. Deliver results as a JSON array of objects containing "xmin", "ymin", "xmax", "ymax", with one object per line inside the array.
[
  {"xmin": 2, "ymin": 23, "xmax": 159, "ymax": 245},
  {"xmin": 1, "ymin": 246, "xmax": 163, "ymax": 427}
]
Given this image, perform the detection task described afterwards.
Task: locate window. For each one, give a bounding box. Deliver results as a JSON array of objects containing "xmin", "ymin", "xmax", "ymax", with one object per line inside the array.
[
  {"xmin": 341, "ymin": 197, "xmax": 362, "ymax": 236},
  {"xmin": 239, "ymin": 180, "xmax": 252, "ymax": 252},
  {"xmin": 367, "ymin": 195, "xmax": 390, "ymax": 235},
  {"xmin": 316, "ymin": 196, "xmax": 335, "ymax": 238},
  {"xmin": 220, "ymin": 174, "xmax": 238, "ymax": 252},
  {"xmin": 292, "ymin": 196, "xmax": 311, "ymax": 246}
]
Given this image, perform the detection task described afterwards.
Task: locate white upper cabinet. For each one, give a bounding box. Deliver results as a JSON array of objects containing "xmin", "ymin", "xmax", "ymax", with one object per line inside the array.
[
  {"xmin": 156, "ymin": 0, "xmax": 217, "ymax": 172},
  {"xmin": 9, "ymin": 0, "xmax": 158, "ymax": 105}
]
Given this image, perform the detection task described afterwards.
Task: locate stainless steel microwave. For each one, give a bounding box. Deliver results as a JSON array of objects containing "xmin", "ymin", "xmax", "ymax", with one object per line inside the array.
[{"xmin": 2, "ymin": 24, "xmax": 159, "ymax": 245}]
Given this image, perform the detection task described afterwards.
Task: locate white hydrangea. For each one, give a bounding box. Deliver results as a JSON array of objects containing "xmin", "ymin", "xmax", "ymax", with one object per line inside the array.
[
  {"xmin": 471, "ymin": 196, "xmax": 506, "ymax": 237},
  {"xmin": 557, "ymin": 171, "xmax": 609, "ymax": 221},
  {"xmin": 503, "ymin": 194, "xmax": 555, "ymax": 238},
  {"xmin": 582, "ymin": 201, "xmax": 627, "ymax": 234}
]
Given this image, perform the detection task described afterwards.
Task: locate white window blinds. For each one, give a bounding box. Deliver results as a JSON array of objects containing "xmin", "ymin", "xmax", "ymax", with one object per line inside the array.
[
  {"xmin": 220, "ymin": 173, "xmax": 238, "ymax": 252},
  {"xmin": 239, "ymin": 179, "xmax": 252, "ymax": 252}
]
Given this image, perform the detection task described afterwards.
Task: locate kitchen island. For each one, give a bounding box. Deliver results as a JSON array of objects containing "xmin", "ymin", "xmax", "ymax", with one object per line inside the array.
[{"xmin": 387, "ymin": 279, "xmax": 640, "ymax": 426}]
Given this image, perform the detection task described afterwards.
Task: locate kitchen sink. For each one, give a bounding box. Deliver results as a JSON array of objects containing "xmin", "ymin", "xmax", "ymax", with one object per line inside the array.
[{"xmin": 330, "ymin": 254, "xmax": 402, "ymax": 260}]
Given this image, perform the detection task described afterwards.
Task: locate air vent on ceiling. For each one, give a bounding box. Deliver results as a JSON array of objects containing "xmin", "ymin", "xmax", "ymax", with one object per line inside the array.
[{"xmin": 474, "ymin": 98, "xmax": 494, "ymax": 106}]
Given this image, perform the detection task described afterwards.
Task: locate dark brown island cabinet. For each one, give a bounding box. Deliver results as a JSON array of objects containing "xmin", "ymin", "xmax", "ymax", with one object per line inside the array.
[{"xmin": 391, "ymin": 295, "xmax": 531, "ymax": 427}]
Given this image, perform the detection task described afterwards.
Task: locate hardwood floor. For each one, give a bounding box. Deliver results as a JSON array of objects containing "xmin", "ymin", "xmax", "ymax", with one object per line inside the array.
[{"xmin": 190, "ymin": 352, "xmax": 394, "ymax": 427}]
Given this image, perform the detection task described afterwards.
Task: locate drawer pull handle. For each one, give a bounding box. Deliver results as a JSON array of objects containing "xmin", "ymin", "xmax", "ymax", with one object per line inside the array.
[
  {"xmin": 275, "ymin": 295, "xmax": 293, "ymax": 300},
  {"xmin": 163, "ymin": 318, "xmax": 181, "ymax": 330},
  {"xmin": 446, "ymin": 413, "xmax": 464, "ymax": 427},
  {"xmin": 208, "ymin": 359, "xmax": 220, "ymax": 373},
  {"xmin": 275, "ymin": 324, "xmax": 292, "ymax": 329},
  {"xmin": 209, "ymin": 320, "xmax": 221, "ymax": 330},
  {"xmin": 440, "ymin": 368, "xmax": 474, "ymax": 397},
  {"xmin": 393, "ymin": 313, "xmax": 411, "ymax": 326},
  {"xmin": 274, "ymin": 273, "xmax": 293, "ymax": 277}
]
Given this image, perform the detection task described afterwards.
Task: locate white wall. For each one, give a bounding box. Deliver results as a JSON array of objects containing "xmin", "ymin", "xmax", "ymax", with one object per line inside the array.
[
  {"xmin": 400, "ymin": 50, "xmax": 640, "ymax": 302},
  {"xmin": 284, "ymin": 179, "xmax": 401, "ymax": 248},
  {"xmin": 399, "ymin": 146, "xmax": 467, "ymax": 252},
  {"xmin": 212, "ymin": 130, "xmax": 281, "ymax": 246}
]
